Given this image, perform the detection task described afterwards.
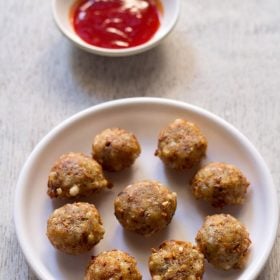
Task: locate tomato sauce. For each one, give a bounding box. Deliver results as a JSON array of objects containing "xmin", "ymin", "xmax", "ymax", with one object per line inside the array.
[{"xmin": 71, "ymin": 0, "xmax": 162, "ymax": 49}]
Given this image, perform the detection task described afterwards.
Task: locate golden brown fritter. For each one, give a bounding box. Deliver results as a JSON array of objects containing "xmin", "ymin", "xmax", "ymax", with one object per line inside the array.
[
  {"xmin": 155, "ymin": 119, "xmax": 207, "ymax": 170},
  {"xmin": 47, "ymin": 152, "xmax": 111, "ymax": 198},
  {"xmin": 196, "ymin": 214, "xmax": 251, "ymax": 270},
  {"xmin": 191, "ymin": 162, "xmax": 250, "ymax": 208},
  {"xmin": 149, "ymin": 240, "xmax": 205, "ymax": 280},
  {"xmin": 114, "ymin": 180, "xmax": 177, "ymax": 237},
  {"xmin": 92, "ymin": 128, "xmax": 141, "ymax": 171},
  {"xmin": 47, "ymin": 202, "xmax": 105, "ymax": 255},
  {"xmin": 84, "ymin": 250, "xmax": 142, "ymax": 280}
]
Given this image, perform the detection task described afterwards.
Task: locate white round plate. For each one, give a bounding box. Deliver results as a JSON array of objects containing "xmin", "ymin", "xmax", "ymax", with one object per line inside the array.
[
  {"xmin": 14, "ymin": 98, "xmax": 278, "ymax": 280},
  {"xmin": 52, "ymin": 0, "xmax": 180, "ymax": 57}
]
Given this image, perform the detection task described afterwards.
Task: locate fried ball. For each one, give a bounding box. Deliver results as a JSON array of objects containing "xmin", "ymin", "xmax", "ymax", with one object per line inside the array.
[
  {"xmin": 191, "ymin": 162, "xmax": 250, "ymax": 208},
  {"xmin": 149, "ymin": 240, "xmax": 205, "ymax": 280},
  {"xmin": 85, "ymin": 250, "xmax": 142, "ymax": 280},
  {"xmin": 47, "ymin": 202, "xmax": 105, "ymax": 255},
  {"xmin": 47, "ymin": 152, "xmax": 111, "ymax": 198},
  {"xmin": 92, "ymin": 128, "xmax": 141, "ymax": 171},
  {"xmin": 114, "ymin": 180, "xmax": 177, "ymax": 237},
  {"xmin": 196, "ymin": 214, "xmax": 251, "ymax": 270},
  {"xmin": 155, "ymin": 119, "xmax": 207, "ymax": 170}
]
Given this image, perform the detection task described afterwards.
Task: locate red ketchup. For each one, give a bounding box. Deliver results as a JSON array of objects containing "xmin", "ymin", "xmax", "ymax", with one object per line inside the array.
[{"xmin": 71, "ymin": 0, "xmax": 162, "ymax": 49}]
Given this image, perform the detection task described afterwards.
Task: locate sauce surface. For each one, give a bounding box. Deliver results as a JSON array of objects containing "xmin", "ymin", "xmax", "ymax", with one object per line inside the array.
[{"xmin": 71, "ymin": 0, "xmax": 161, "ymax": 49}]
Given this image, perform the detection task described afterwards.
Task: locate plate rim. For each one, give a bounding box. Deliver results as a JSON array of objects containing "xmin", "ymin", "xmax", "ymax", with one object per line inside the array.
[{"xmin": 14, "ymin": 97, "xmax": 279, "ymax": 280}]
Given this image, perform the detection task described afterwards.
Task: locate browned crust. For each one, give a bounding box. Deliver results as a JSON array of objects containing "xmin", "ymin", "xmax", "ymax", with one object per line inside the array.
[
  {"xmin": 114, "ymin": 180, "xmax": 177, "ymax": 236},
  {"xmin": 47, "ymin": 202, "xmax": 105, "ymax": 255},
  {"xmin": 149, "ymin": 240, "xmax": 205, "ymax": 279},
  {"xmin": 92, "ymin": 128, "xmax": 141, "ymax": 172},
  {"xmin": 47, "ymin": 152, "xmax": 111, "ymax": 199},
  {"xmin": 84, "ymin": 250, "xmax": 142, "ymax": 280},
  {"xmin": 191, "ymin": 162, "xmax": 250, "ymax": 208},
  {"xmin": 155, "ymin": 119, "xmax": 207, "ymax": 170},
  {"xmin": 196, "ymin": 214, "xmax": 251, "ymax": 270}
]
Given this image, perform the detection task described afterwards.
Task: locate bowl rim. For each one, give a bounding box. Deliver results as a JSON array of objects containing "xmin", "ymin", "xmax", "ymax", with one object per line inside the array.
[
  {"xmin": 51, "ymin": 0, "xmax": 181, "ymax": 57},
  {"xmin": 14, "ymin": 97, "xmax": 279, "ymax": 280}
]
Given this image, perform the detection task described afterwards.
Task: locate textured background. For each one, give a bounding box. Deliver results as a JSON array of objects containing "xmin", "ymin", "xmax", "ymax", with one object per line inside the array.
[{"xmin": 0, "ymin": 0, "xmax": 279, "ymax": 279}]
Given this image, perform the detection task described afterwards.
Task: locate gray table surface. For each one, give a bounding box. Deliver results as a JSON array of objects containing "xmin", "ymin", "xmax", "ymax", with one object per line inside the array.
[{"xmin": 1, "ymin": 0, "xmax": 279, "ymax": 279}]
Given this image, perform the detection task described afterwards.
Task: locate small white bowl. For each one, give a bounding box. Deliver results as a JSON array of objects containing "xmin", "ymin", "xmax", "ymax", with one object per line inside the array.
[{"xmin": 52, "ymin": 0, "xmax": 180, "ymax": 57}]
